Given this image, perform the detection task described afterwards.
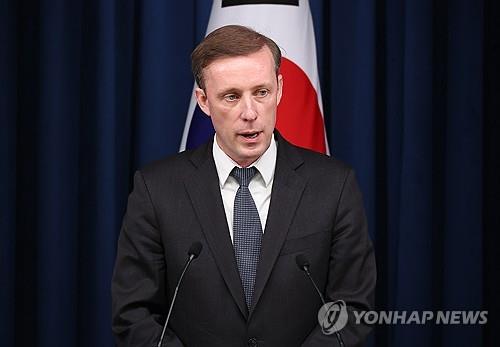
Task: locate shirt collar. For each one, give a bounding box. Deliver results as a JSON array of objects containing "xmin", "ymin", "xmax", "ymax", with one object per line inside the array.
[{"xmin": 212, "ymin": 133, "xmax": 277, "ymax": 188}]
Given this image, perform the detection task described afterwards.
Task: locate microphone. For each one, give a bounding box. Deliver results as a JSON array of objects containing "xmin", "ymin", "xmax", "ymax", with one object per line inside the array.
[
  {"xmin": 296, "ymin": 254, "xmax": 345, "ymax": 347},
  {"xmin": 156, "ymin": 242, "xmax": 203, "ymax": 347}
]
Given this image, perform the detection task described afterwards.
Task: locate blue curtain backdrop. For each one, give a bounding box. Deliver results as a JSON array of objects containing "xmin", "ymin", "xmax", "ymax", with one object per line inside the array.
[{"xmin": 1, "ymin": 0, "xmax": 499, "ymax": 346}]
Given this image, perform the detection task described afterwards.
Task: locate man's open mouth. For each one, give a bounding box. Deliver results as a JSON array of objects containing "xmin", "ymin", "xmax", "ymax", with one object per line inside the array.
[{"xmin": 241, "ymin": 132, "xmax": 259, "ymax": 139}]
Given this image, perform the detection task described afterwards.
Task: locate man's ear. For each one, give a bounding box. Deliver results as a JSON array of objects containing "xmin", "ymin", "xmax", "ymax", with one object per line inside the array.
[
  {"xmin": 195, "ymin": 88, "xmax": 211, "ymax": 116},
  {"xmin": 276, "ymin": 74, "xmax": 283, "ymax": 106}
]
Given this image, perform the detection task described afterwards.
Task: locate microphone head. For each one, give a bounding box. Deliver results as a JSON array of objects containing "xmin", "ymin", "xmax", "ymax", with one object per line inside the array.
[
  {"xmin": 188, "ymin": 242, "xmax": 203, "ymax": 258},
  {"xmin": 295, "ymin": 254, "xmax": 310, "ymax": 271}
]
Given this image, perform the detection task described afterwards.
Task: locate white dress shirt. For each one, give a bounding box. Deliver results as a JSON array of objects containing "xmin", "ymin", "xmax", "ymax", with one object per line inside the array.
[{"xmin": 212, "ymin": 134, "xmax": 277, "ymax": 242}]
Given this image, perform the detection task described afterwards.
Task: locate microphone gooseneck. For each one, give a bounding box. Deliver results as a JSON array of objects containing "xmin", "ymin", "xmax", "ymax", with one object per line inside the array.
[
  {"xmin": 296, "ymin": 254, "xmax": 326, "ymax": 305},
  {"xmin": 295, "ymin": 254, "xmax": 345, "ymax": 347},
  {"xmin": 156, "ymin": 242, "xmax": 203, "ymax": 347}
]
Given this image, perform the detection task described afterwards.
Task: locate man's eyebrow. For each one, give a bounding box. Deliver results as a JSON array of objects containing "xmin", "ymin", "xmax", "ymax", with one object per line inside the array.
[
  {"xmin": 251, "ymin": 84, "xmax": 272, "ymax": 91},
  {"xmin": 216, "ymin": 83, "xmax": 273, "ymax": 97}
]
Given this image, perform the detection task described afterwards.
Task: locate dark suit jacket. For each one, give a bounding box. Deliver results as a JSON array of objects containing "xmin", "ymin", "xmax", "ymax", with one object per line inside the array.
[{"xmin": 112, "ymin": 132, "xmax": 376, "ymax": 346}]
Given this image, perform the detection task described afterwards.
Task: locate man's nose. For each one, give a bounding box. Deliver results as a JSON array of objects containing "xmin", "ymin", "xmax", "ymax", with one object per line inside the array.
[{"xmin": 240, "ymin": 96, "xmax": 257, "ymax": 121}]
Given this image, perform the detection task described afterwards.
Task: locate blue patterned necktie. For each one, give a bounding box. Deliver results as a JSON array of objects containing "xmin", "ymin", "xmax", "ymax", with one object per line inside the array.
[{"xmin": 231, "ymin": 166, "xmax": 263, "ymax": 309}]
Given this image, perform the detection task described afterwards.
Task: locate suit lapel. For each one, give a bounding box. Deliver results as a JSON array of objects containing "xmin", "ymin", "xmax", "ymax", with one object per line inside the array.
[
  {"xmin": 250, "ymin": 134, "xmax": 306, "ymax": 318},
  {"xmin": 184, "ymin": 142, "xmax": 249, "ymax": 319}
]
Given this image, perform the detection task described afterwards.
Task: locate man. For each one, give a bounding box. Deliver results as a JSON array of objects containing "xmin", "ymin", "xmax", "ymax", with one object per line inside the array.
[{"xmin": 112, "ymin": 25, "xmax": 376, "ymax": 346}]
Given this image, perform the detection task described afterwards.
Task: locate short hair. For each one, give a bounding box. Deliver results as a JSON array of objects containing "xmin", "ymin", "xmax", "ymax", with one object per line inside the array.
[{"xmin": 191, "ymin": 25, "xmax": 282, "ymax": 89}]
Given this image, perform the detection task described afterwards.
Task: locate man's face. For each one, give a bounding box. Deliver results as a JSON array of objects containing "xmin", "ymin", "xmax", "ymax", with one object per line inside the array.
[{"xmin": 195, "ymin": 47, "xmax": 283, "ymax": 167}]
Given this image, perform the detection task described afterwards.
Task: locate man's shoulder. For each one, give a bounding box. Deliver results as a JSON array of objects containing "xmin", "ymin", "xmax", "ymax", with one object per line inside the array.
[
  {"xmin": 139, "ymin": 142, "xmax": 211, "ymax": 181},
  {"xmin": 279, "ymin": 139, "xmax": 353, "ymax": 178},
  {"xmin": 299, "ymin": 146, "xmax": 351, "ymax": 170}
]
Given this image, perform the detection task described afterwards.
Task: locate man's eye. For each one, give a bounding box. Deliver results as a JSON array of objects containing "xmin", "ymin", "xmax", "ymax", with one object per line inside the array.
[
  {"xmin": 257, "ymin": 89, "xmax": 269, "ymax": 97},
  {"xmin": 224, "ymin": 94, "xmax": 238, "ymax": 101}
]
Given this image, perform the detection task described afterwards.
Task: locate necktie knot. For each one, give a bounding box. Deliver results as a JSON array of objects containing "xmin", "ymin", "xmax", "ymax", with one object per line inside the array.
[{"xmin": 231, "ymin": 167, "xmax": 257, "ymax": 187}]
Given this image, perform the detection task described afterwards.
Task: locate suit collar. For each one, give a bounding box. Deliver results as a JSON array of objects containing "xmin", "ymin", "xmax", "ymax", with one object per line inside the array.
[
  {"xmin": 187, "ymin": 131, "xmax": 301, "ymax": 170},
  {"xmin": 212, "ymin": 133, "xmax": 277, "ymax": 188},
  {"xmin": 272, "ymin": 130, "xmax": 304, "ymax": 171},
  {"xmin": 185, "ymin": 141, "xmax": 249, "ymax": 318},
  {"xmin": 185, "ymin": 131, "xmax": 307, "ymax": 320},
  {"xmin": 249, "ymin": 131, "xmax": 306, "ymax": 317}
]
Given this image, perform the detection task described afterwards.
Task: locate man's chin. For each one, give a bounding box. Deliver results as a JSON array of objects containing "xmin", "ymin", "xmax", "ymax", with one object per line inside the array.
[{"xmin": 233, "ymin": 148, "xmax": 265, "ymax": 167}]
